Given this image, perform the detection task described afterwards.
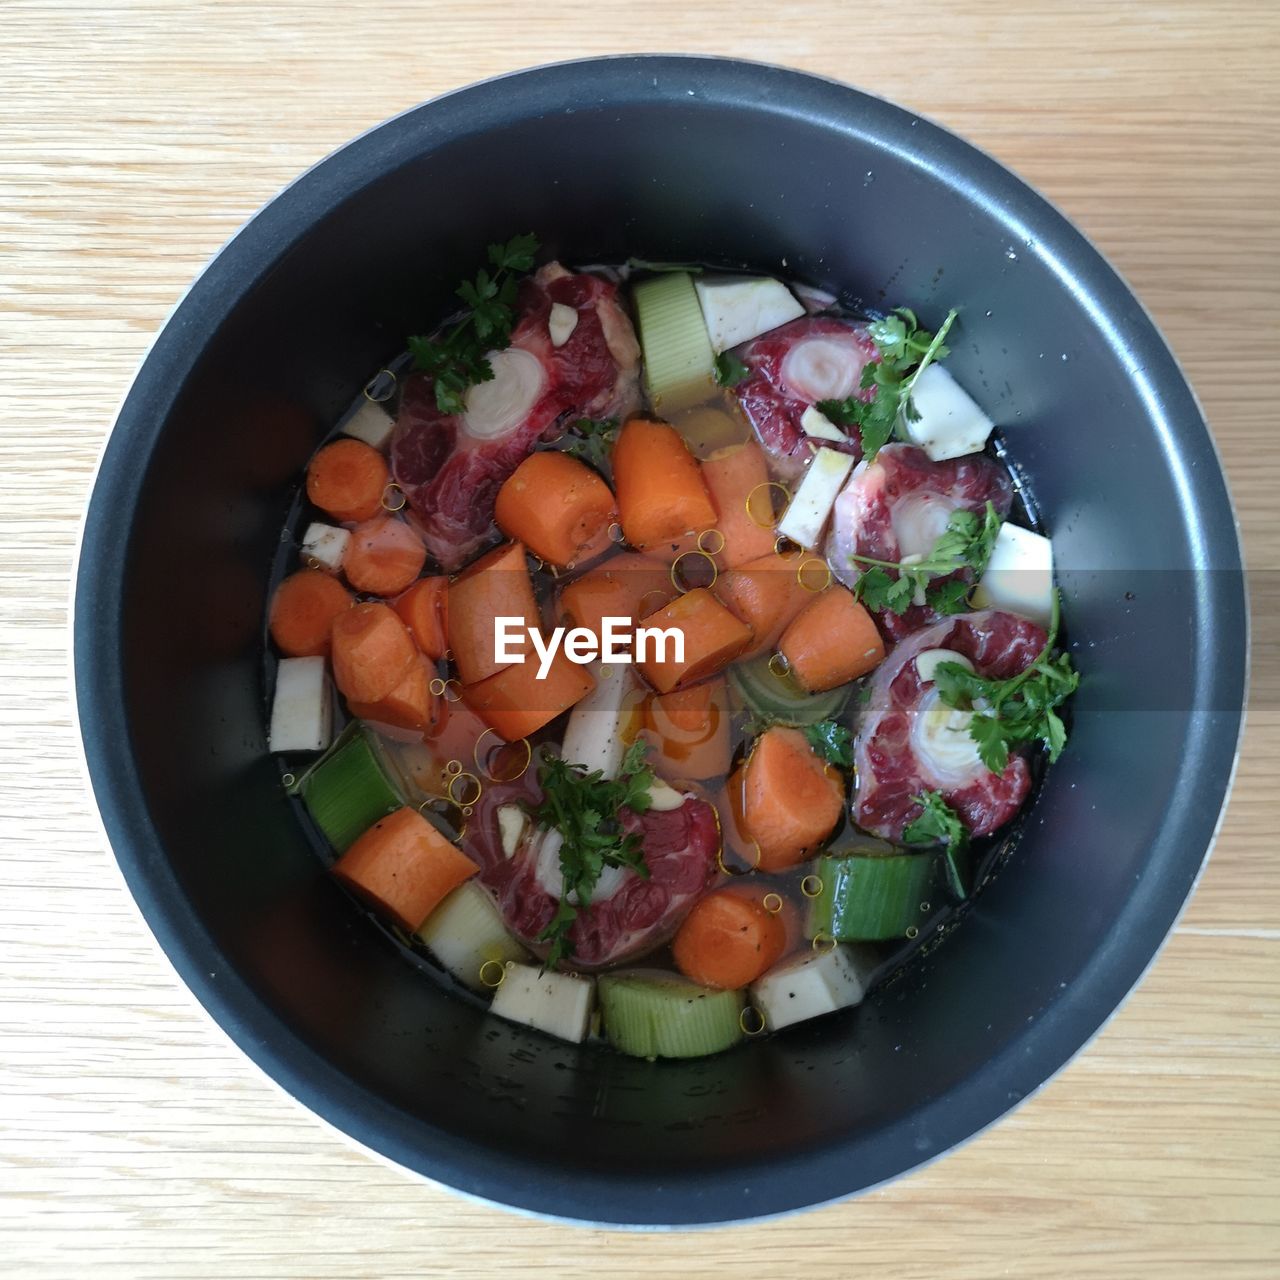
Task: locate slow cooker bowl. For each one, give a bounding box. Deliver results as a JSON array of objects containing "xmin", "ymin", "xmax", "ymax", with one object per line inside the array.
[{"xmin": 74, "ymin": 56, "xmax": 1247, "ymax": 1226}]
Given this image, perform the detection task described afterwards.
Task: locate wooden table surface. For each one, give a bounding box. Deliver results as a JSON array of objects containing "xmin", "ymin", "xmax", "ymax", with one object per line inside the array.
[{"xmin": 2, "ymin": 2, "xmax": 1277, "ymax": 1275}]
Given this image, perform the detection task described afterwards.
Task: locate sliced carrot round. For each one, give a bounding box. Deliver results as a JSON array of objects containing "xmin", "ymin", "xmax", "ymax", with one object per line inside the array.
[
  {"xmin": 268, "ymin": 569, "xmax": 352, "ymax": 657},
  {"xmin": 332, "ymin": 806, "xmax": 478, "ymax": 932},
  {"xmin": 778, "ymin": 586, "xmax": 885, "ymax": 691},
  {"xmin": 342, "ymin": 515, "xmax": 427, "ymax": 596},
  {"xmin": 731, "ymin": 725, "xmax": 845, "ymax": 873},
  {"xmin": 672, "ymin": 889, "xmax": 787, "ymax": 989},
  {"xmin": 331, "ymin": 601, "xmax": 417, "ymax": 704},
  {"xmin": 306, "ymin": 438, "xmax": 389, "ymax": 523},
  {"xmin": 494, "ymin": 450, "xmax": 617, "ymax": 568},
  {"xmin": 394, "ymin": 576, "xmax": 449, "ymax": 660}
]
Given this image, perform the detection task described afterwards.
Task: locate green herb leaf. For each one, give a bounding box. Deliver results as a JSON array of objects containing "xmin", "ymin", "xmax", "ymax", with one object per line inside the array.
[
  {"xmin": 561, "ymin": 416, "xmax": 620, "ymax": 474},
  {"xmin": 816, "ymin": 306, "xmax": 957, "ymax": 461},
  {"xmin": 849, "ymin": 501, "xmax": 1002, "ymax": 616},
  {"xmin": 925, "ymin": 578, "xmax": 972, "ymax": 615},
  {"xmin": 714, "ymin": 351, "xmax": 750, "ymax": 388},
  {"xmin": 407, "ymin": 232, "xmax": 540, "ymax": 416},
  {"xmin": 932, "ymin": 592, "xmax": 1079, "ymax": 771},
  {"xmin": 903, "ymin": 789, "xmax": 969, "ymax": 849},
  {"xmin": 804, "ymin": 720, "xmax": 854, "ymax": 768},
  {"xmin": 902, "ymin": 790, "xmax": 970, "ymax": 899},
  {"xmin": 534, "ymin": 740, "xmax": 655, "ymax": 968}
]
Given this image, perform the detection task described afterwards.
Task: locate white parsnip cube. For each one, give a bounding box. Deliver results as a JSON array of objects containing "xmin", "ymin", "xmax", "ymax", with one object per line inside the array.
[
  {"xmin": 971, "ymin": 523, "xmax": 1055, "ymax": 626},
  {"xmin": 490, "ymin": 961, "xmax": 594, "ymax": 1044},
  {"xmin": 268, "ymin": 656, "xmax": 332, "ymax": 753}
]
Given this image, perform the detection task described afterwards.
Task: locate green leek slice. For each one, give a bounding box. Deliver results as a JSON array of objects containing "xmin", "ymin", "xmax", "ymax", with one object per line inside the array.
[
  {"xmin": 808, "ymin": 850, "xmax": 940, "ymax": 941},
  {"xmin": 597, "ymin": 970, "xmax": 743, "ymax": 1059},
  {"xmin": 632, "ymin": 271, "xmax": 715, "ymax": 413},
  {"xmin": 289, "ymin": 721, "xmax": 406, "ymax": 853},
  {"xmin": 729, "ymin": 654, "xmax": 848, "ymax": 727}
]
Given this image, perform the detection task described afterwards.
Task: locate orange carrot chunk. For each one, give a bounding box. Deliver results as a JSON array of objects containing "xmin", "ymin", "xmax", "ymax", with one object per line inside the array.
[
  {"xmin": 342, "ymin": 514, "xmax": 427, "ymax": 596},
  {"xmin": 394, "ymin": 576, "xmax": 449, "ymax": 660},
  {"xmin": 269, "ymin": 569, "xmax": 353, "ymax": 657},
  {"xmin": 494, "ymin": 451, "xmax": 618, "ymax": 568},
  {"xmin": 612, "ymin": 414, "xmax": 717, "ymax": 552},
  {"xmin": 779, "ymin": 585, "xmax": 885, "ymax": 692},
  {"xmin": 332, "ymin": 806, "xmax": 478, "ymax": 931},
  {"xmin": 331, "ymin": 601, "xmax": 418, "ymax": 704},
  {"xmin": 701, "ymin": 440, "xmax": 780, "ymax": 569},
  {"xmin": 636, "ymin": 588, "xmax": 753, "ymax": 694},
  {"xmin": 463, "ymin": 645, "xmax": 596, "ymax": 742},
  {"xmin": 305, "ymin": 439, "xmax": 389, "ymax": 523},
  {"xmin": 730, "ymin": 725, "xmax": 844, "ymax": 873},
  {"xmin": 640, "ymin": 676, "xmax": 731, "ymax": 781},
  {"xmin": 557, "ymin": 553, "xmax": 676, "ymax": 644},
  {"xmin": 446, "ymin": 541, "xmax": 540, "ymax": 686},
  {"xmin": 714, "ymin": 549, "xmax": 819, "ymax": 658},
  {"xmin": 672, "ymin": 889, "xmax": 787, "ymax": 990},
  {"xmin": 347, "ymin": 655, "xmax": 438, "ymax": 735}
]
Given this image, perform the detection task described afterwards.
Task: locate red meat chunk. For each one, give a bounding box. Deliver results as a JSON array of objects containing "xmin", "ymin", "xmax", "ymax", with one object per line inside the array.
[
  {"xmin": 391, "ymin": 263, "xmax": 640, "ymax": 570},
  {"xmin": 827, "ymin": 443, "xmax": 1014, "ymax": 641},
  {"xmin": 466, "ymin": 779, "xmax": 719, "ymax": 970},
  {"xmin": 729, "ymin": 314, "xmax": 879, "ymax": 475},
  {"xmin": 854, "ymin": 609, "xmax": 1046, "ymax": 841}
]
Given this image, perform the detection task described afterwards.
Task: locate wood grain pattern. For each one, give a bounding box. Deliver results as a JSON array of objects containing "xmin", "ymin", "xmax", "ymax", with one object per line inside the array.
[{"xmin": 1, "ymin": 1, "xmax": 1277, "ymax": 1274}]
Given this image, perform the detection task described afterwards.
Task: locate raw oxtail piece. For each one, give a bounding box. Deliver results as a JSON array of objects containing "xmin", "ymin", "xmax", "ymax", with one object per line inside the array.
[
  {"xmin": 469, "ymin": 787, "xmax": 720, "ymax": 969},
  {"xmin": 853, "ymin": 609, "xmax": 1046, "ymax": 841},
  {"xmin": 392, "ymin": 262, "xmax": 641, "ymax": 570},
  {"xmin": 728, "ymin": 314, "xmax": 879, "ymax": 475},
  {"xmin": 827, "ymin": 443, "xmax": 1014, "ymax": 641}
]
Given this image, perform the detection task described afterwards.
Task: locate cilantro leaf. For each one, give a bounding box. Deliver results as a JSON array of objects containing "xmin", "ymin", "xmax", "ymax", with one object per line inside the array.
[
  {"xmin": 804, "ymin": 720, "xmax": 854, "ymax": 768},
  {"xmin": 903, "ymin": 789, "xmax": 969, "ymax": 849},
  {"xmin": 407, "ymin": 232, "xmax": 540, "ymax": 415},
  {"xmin": 902, "ymin": 790, "xmax": 971, "ymax": 899},
  {"xmin": 561, "ymin": 416, "xmax": 619, "ymax": 475},
  {"xmin": 816, "ymin": 306, "xmax": 957, "ymax": 461},
  {"xmin": 534, "ymin": 740, "xmax": 655, "ymax": 968},
  {"xmin": 714, "ymin": 351, "xmax": 750, "ymax": 388},
  {"xmin": 926, "ymin": 578, "xmax": 972, "ymax": 615},
  {"xmin": 849, "ymin": 502, "xmax": 1003, "ymax": 616},
  {"xmin": 489, "ymin": 232, "xmax": 538, "ymax": 272},
  {"xmin": 931, "ymin": 592, "xmax": 1080, "ymax": 773}
]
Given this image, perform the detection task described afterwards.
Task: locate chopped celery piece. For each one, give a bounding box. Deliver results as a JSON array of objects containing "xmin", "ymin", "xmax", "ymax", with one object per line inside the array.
[
  {"xmin": 290, "ymin": 721, "xmax": 406, "ymax": 853},
  {"xmin": 598, "ymin": 970, "xmax": 743, "ymax": 1059},
  {"xmin": 729, "ymin": 654, "xmax": 848, "ymax": 727},
  {"xmin": 809, "ymin": 850, "xmax": 939, "ymax": 941},
  {"xmin": 632, "ymin": 271, "xmax": 715, "ymax": 413}
]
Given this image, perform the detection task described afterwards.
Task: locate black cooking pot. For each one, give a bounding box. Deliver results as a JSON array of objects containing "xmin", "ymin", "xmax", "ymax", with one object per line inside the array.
[{"xmin": 74, "ymin": 56, "xmax": 1247, "ymax": 1226}]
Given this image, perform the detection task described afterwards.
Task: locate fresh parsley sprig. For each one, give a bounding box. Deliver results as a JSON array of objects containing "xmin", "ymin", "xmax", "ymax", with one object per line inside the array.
[
  {"xmin": 804, "ymin": 719, "xmax": 854, "ymax": 768},
  {"xmin": 850, "ymin": 502, "xmax": 1002, "ymax": 616},
  {"xmin": 407, "ymin": 232, "xmax": 540, "ymax": 416},
  {"xmin": 533, "ymin": 740, "xmax": 655, "ymax": 968},
  {"xmin": 817, "ymin": 306, "xmax": 958, "ymax": 462},
  {"xmin": 932, "ymin": 593, "xmax": 1079, "ymax": 775},
  {"xmin": 561, "ymin": 416, "xmax": 619, "ymax": 475},
  {"xmin": 902, "ymin": 790, "xmax": 971, "ymax": 899},
  {"xmin": 714, "ymin": 351, "xmax": 750, "ymax": 388}
]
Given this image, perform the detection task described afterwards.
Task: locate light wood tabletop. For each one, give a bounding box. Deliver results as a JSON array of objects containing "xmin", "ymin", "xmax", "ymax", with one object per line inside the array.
[{"xmin": 2, "ymin": 1, "xmax": 1276, "ymax": 1275}]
